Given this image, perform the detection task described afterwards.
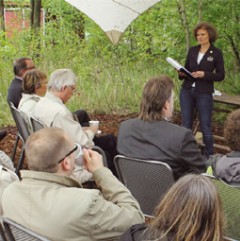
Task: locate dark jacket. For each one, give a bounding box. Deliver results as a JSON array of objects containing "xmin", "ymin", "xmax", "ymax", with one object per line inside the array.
[
  {"xmin": 181, "ymin": 44, "xmax": 225, "ymax": 94},
  {"xmin": 120, "ymin": 223, "xmax": 147, "ymax": 241},
  {"xmin": 117, "ymin": 118, "xmax": 207, "ymax": 180},
  {"xmin": 120, "ymin": 223, "xmax": 169, "ymax": 241},
  {"xmin": 7, "ymin": 77, "xmax": 23, "ymax": 108}
]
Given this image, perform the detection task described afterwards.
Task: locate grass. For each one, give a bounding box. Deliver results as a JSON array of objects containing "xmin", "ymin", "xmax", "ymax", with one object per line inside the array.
[{"xmin": 0, "ymin": 34, "xmax": 181, "ymax": 127}]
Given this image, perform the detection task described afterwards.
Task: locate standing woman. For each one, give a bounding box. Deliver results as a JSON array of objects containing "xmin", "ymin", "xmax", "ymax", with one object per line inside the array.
[{"xmin": 179, "ymin": 22, "xmax": 225, "ymax": 158}]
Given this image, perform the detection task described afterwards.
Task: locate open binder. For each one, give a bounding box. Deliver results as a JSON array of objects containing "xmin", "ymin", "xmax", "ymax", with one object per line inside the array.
[{"xmin": 166, "ymin": 57, "xmax": 193, "ymax": 78}]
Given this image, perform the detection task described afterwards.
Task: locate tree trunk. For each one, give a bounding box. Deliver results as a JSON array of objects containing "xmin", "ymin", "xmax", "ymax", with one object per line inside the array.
[
  {"xmin": 0, "ymin": 0, "xmax": 5, "ymax": 31},
  {"xmin": 177, "ymin": 0, "xmax": 190, "ymax": 53},
  {"xmin": 198, "ymin": 0, "xmax": 203, "ymax": 22},
  {"xmin": 31, "ymin": 0, "xmax": 41, "ymax": 28}
]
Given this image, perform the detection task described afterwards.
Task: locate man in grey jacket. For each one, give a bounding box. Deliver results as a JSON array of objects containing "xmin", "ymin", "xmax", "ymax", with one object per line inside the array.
[
  {"xmin": 117, "ymin": 76, "xmax": 207, "ymax": 180},
  {"xmin": 2, "ymin": 127, "xmax": 144, "ymax": 241}
]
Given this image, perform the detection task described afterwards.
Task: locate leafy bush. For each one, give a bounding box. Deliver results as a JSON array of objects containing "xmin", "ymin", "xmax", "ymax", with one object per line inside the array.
[{"xmin": 0, "ymin": 0, "xmax": 239, "ymax": 126}]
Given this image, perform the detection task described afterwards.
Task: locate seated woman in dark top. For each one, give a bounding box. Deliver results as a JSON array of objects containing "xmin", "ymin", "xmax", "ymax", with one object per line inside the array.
[
  {"xmin": 213, "ymin": 109, "xmax": 240, "ymax": 184},
  {"xmin": 120, "ymin": 174, "xmax": 226, "ymax": 241},
  {"xmin": 117, "ymin": 76, "xmax": 207, "ymax": 180}
]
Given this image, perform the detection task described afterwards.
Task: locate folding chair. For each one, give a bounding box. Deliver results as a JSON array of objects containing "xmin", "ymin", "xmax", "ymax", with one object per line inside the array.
[
  {"xmin": 203, "ymin": 174, "xmax": 240, "ymax": 240},
  {"xmin": 8, "ymin": 102, "xmax": 30, "ymax": 175},
  {"xmin": 114, "ymin": 155, "xmax": 175, "ymax": 217},
  {"xmin": 30, "ymin": 117, "xmax": 45, "ymax": 132},
  {"xmin": 1, "ymin": 217, "xmax": 50, "ymax": 241},
  {"xmin": 0, "ymin": 221, "xmax": 7, "ymax": 241}
]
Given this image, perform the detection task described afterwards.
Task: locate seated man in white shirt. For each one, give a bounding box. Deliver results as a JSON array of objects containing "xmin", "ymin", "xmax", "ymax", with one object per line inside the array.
[
  {"xmin": 33, "ymin": 69, "xmax": 118, "ymax": 175},
  {"xmin": 2, "ymin": 128, "xmax": 144, "ymax": 241}
]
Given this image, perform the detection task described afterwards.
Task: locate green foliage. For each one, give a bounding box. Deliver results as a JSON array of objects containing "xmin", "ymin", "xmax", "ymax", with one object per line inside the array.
[{"xmin": 0, "ymin": 0, "xmax": 239, "ymax": 126}]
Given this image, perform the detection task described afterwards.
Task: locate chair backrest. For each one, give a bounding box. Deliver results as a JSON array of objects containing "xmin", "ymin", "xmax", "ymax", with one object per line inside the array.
[
  {"xmin": 204, "ymin": 174, "xmax": 240, "ymax": 240},
  {"xmin": 114, "ymin": 155, "xmax": 175, "ymax": 216},
  {"xmin": 30, "ymin": 117, "xmax": 45, "ymax": 132},
  {"xmin": 2, "ymin": 217, "xmax": 50, "ymax": 241},
  {"xmin": 8, "ymin": 102, "xmax": 30, "ymax": 142}
]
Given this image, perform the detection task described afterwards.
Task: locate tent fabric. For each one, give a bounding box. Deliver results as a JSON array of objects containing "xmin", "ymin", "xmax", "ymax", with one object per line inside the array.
[{"xmin": 65, "ymin": 0, "xmax": 161, "ymax": 44}]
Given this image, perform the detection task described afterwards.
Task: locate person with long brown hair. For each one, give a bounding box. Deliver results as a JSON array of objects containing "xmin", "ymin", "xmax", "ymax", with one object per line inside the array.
[{"xmin": 120, "ymin": 174, "xmax": 226, "ymax": 241}]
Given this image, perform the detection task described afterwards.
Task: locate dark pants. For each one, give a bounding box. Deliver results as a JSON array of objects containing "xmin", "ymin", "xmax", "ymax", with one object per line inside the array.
[
  {"xmin": 180, "ymin": 87, "xmax": 213, "ymax": 157},
  {"xmin": 0, "ymin": 130, "xmax": 7, "ymax": 141},
  {"xmin": 94, "ymin": 134, "xmax": 118, "ymax": 177},
  {"xmin": 73, "ymin": 110, "xmax": 90, "ymax": 127}
]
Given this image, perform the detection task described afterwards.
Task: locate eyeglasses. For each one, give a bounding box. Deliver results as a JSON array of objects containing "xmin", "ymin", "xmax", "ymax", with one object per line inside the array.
[
  {"xmin": 57, "ymin": 144, "xmax": 78, "ymax": 163},
  {"xmin": 57, "ymin": 143, "xmax": 83, "ymax": 164},
  {"xmin": 66, "ymin": 85, "xmax": 76, "ymax": 92}
]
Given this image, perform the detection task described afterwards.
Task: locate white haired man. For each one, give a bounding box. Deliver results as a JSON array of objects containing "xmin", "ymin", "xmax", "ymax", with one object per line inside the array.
[
  {"xmin": 33, "ymin": 69, "xmax": 118, "ymax": 175},
  {"xmin": 2, "ymin": 128, "xmax": 144, "ymax": 240}
]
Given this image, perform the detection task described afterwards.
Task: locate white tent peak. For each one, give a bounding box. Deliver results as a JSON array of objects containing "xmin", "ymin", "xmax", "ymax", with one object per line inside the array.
[{"xmin": 65, "ymin": 0, "xmax": 161, "ymax": 44}]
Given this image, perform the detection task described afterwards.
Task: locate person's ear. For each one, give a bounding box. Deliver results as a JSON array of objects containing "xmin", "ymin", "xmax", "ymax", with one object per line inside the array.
[
  {"xmin": 163, "ymin": 100, "xmax": 170, "ymax": 111},
  {"xmin": 61, "ymin": 157, "xmax": 72, "ymax": 171},
  {"xmin": 60, "ymin": 86, "xmax": 66, "ymax": 92}
]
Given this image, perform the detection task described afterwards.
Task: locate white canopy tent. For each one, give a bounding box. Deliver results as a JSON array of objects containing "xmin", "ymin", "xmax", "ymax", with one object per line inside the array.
[{"xmin": 65, "ymin": 0, "xmax": 161, "ymax": 44}]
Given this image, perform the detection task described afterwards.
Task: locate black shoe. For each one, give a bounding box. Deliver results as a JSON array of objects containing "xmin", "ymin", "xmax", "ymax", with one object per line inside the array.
[{"xmin": 0, "ymin": 130, "xmax": 7, "ymax": 141}]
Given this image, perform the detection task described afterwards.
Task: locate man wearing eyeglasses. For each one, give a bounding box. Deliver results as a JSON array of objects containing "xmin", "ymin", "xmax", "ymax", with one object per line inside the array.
[
  {"xmin": 33, "ymin": 68, "xmax": 96, "ymax": 147},
  {"xmin": 2, "ymin": 128, "xmax": 144, "ymax": 241},
  {"xmin": 7, "ymin": 57, "xmax": 35, "ymax": 108},
  {"xmin": 33, "ymin": 69, "xmax": 118, "ymax": 176}
]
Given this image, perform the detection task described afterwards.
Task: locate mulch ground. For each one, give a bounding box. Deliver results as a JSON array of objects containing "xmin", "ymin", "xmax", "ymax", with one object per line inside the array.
[{"xmin": 0, "ymin": 112, "xmax": 227, "ymax": 170}]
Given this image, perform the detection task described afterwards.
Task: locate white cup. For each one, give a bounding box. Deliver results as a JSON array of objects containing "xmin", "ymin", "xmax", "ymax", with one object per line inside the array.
[{"xmin": 89, "ymin": 120, "xmax": 100, "ymax": 127}]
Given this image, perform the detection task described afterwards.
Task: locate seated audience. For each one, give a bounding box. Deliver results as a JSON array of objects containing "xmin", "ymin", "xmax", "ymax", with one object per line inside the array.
[
  {"xmin": 2, "ymin": 128, "xmax": 144, "ymax": 240},
  {"xmin": 120, "ymin": 174, "xmax": 226, "ymax": 241},
  {"xmin": 33, "ymin": 69, "xmax": 118, "ymax": 175},
  {"xmin": 18, "ymin": 69, "xmax": 48, "ymax": 132},
  {"xmin": 117, "ymin": 76, "xmax": 207, "ymax": 180},
  {"xmin": 7, "ymin": 57, "xmax": 35, "ymax": 108},
  {"xmin": 7, "ymin": 57, "xmax": 89, "ymax": 126},
  {"xmin": 212, "ymin": 109, "xmax": 240, "ymax": 184}
]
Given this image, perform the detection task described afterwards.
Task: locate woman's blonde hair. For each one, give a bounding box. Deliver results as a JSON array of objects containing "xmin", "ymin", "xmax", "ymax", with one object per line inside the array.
[
  {"xmin": 148, "ymin": 174, "xmax": 225, "ymax": 241},
  {"xmin": 22, "ymin": 69, "xmax": 47, "ymax": 94}
]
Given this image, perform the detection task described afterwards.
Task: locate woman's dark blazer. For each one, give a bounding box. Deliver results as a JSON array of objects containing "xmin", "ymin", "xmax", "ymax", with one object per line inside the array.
[{"xmin": 181, "ymin": 44, "xmax": 225, "ymax": 94}]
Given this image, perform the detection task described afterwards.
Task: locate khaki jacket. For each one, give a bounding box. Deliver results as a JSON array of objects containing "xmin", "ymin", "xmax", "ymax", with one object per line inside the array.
[
  {"xmin": 33, "ymin": 92, "xmax": 94, "ymax": 147},
  {"xmin": 2, "ymin": 168, "xmax": 144, "ymax": 241},
  {"xmin": 18, "ymin": 93, "xmax": 41, "ymax": 132}
]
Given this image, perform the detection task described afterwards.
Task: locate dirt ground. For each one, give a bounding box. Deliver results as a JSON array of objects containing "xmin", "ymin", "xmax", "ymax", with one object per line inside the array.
[{"xmin": 0, "ymin": 112, "xmax": 227, "ymax": 170}]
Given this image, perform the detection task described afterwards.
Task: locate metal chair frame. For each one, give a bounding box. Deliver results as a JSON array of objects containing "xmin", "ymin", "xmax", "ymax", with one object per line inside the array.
[
  {"xmin": 8, "ymin": 102, "xmax": 30, "ymax": 175},
  {"xmin": 114, "ymin": 155, "xmax": 175, "ymax": 217},
  {"xmin": 30, "ymin": 116, "xmax": 45, "ymax": 132},
  {"xmin": 1, "ymin": 217, "xmax": 50, "ymax": 241},
  {"xmin": 203, "ymin": 173, "xmax": 240, "ymax": 240}
]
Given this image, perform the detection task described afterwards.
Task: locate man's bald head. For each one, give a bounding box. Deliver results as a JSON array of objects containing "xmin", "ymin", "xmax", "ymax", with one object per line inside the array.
[{"xmin": 25, "ymin": 128, "xmax": 73, "ymax": 173}]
